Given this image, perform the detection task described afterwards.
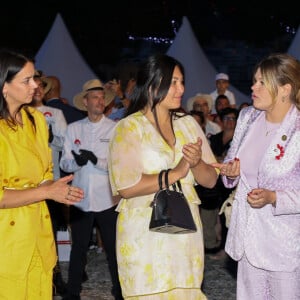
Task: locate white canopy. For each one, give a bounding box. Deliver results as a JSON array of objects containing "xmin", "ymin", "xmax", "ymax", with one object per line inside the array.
[
  {"xmin": 167, "ymin": 16, "xmax": 251, "ymax": 110},
  {"xmin": 35, "ymin": 13, "xmax": 98, "ymax": 105}
]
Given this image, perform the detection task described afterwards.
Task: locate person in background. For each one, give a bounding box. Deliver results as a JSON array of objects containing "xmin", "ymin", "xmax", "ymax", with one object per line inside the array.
[
  {"xmin": 190, "ymin": 109, "xmax": 206, "ymax": 133},
  {"xmin": 215, "ymin": 94, "xmax": 231, "ymax": 115},
  {"xmin": 104, "ymin": 78, "xmax": 135, "ymax": 121},
  {"xmin": 103, "ymin": 79, "xmax": 126, "ymax": 121},
  {"xmin": 31, "ymin": 72, "xmax": 69, "ymax": 296},
  {"xmin": 42, "ymin": 74, "xmax": 90, "ymax": 280},
  {"xmin": 238, "ymin": 101, "xmax": 250, "ymax": 112},
  {"xmin": 31, "ymin": 71, "xmax": 68, "ymax": 190},
  {"xmin": 210, "ymin": 107, "xmax": 239, "ymax": 162},
  {"xmin": 98, "ymin": 78, "xmax": 135, "ymax": 253},
  {"xmin": 43, "ymin": 75, "xmax": 87, "ymax": 124},
  {"xmin": 186, "ymin": 94, "xmax": 222, "ymax": 255},
  {"xmin": 0, "ymin": 49, "xmax": 83, "ymax": 299},
  {"xmin": 108, "ymin": 54, "xmax": 218, "ymax": 299},
  {"xmin": 213, "ymin": 53, "xmax": 300, "ymax": 299},
  {"xmin": 213, "ymin": 94, "xmax": 231, "ymax": 129},
  {"xmin": 186, "ymin": 93, "xmax": 221, "ymax": 138},
  {"xmin": 210, "ymin": 73, "xmax": 236, "ymax": 114},
  {"xmin": 208, "ymin": 107, "xmax": 238, "ymax": 259},
  {"xmin": 60, "ymin": 79, "xmax": 122, "ymax": 300}
]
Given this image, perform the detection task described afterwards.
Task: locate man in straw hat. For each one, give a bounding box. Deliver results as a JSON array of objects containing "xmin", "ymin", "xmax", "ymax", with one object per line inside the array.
[
  {"xmin": 60, "ymin": 79, "xmax": 123, "ymax": 300},
  {"xmin": 186, "ymin": 93, "xmax": 221, "ymax": 138}
]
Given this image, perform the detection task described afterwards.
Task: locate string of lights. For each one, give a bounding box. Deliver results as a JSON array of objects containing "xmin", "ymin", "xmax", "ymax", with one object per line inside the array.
[{"xmin": 127, "ymin": 19, "xmax": 179, "ymax": 45}]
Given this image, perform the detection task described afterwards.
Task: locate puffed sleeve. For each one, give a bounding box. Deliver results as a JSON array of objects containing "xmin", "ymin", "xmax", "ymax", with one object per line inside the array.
[{"xmin": 108, "ymin": 116, "xmax": 143, "ymax": 196}]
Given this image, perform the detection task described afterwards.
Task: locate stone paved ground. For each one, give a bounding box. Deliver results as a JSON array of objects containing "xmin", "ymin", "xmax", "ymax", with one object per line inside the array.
[{"xmin": 54, "ymin": 248, "xmax": 237, "ymax": 300}]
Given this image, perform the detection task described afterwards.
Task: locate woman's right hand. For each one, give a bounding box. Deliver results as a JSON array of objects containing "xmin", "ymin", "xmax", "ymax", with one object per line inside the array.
[{"xmin": 44, "ymin": 174, "xmax": 84, "ymax": 205}]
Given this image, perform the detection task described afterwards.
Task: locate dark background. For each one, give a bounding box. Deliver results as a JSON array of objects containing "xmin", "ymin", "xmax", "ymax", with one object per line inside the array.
[{"xmin": 2, "ymin": 1, "xmax": 299, "ymax": 93}]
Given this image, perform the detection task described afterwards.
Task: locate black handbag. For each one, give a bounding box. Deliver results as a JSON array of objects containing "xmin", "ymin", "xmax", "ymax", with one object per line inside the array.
[{"xmin": 149, "ymin": 169, "xmax": 197, "ymax": 234}]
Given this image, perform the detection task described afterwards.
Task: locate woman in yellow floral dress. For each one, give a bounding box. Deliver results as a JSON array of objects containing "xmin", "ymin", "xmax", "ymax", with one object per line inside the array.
[
  {"xmin": 108, "ymin": 54, "xmax": 218, "ymax": 299},
  {"xmin": 0, "ymin": 49, "xmax": 84, "ymax": 299}
]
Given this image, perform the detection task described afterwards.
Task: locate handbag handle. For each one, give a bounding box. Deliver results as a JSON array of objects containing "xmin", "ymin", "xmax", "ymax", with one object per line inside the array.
[
  {"xmin": 158, "ymin": 169, "xmax": 167, "ymax": 190},
  {"xmin": 165, "ymin": 169, "xmax": 183, "ymax": 193}
]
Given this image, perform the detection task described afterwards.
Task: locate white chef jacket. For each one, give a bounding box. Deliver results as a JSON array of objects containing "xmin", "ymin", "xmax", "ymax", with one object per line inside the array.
[
  {"xmin": 37, "ymin": 105, "xmax": 67, "ymax": 180},
  {"xmin": 60, "ymin": 116, "xmax": 116, "ymax": 212}
]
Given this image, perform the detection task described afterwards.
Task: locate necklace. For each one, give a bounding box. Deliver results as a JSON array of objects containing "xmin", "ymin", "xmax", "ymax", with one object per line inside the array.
[{"xmin": 265, "ymin": 119, "xmax": 280, "ymax": 136}]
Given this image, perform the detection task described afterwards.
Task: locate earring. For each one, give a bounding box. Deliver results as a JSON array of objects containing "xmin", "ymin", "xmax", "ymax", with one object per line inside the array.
[{"xmin": 281, "ymin": 96, "xmax": 286, "ymax": 102}]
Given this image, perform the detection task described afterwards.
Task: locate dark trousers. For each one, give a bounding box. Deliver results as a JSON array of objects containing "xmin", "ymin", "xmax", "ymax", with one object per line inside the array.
[
  {"xmin": 46, "ymin": 200, "xmax": 67, "ymax": 269},
  {"xmin": 67, "ymin": 205, "xmax": 123, "ymax": 299}
]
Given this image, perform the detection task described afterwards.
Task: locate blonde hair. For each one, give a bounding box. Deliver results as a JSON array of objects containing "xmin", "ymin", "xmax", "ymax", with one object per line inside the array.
[{"xmin": 253, "ymin": 53, "xmax": 300, "ymax": 110}]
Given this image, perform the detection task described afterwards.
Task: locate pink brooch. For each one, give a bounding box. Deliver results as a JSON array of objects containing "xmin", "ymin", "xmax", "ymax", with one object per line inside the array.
[
  {"xmin": 74, "ymin": 139, "xmax": 81, "ymax": 145},
  {"xmin": 274, "ymin": 144, "xmax": 284, "ymax": 160}
]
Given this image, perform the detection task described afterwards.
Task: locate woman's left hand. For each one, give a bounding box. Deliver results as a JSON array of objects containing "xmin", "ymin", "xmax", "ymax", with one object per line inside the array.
[
  {"xmin": 211, "ymin": 158, "xmax": 240, "ymax": 179},
  {"xmin": 182, "ymin": 137, "xmax": 202, "ymax": 168},
  {"xmin": 247, "ymin": 188, "xmax": 276, "ymax": 208}
]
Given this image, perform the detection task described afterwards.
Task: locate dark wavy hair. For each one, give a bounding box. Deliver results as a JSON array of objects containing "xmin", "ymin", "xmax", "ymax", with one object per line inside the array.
[
  {"xmin": 0, "ymin": 49, "xmax": 35, "ymax": 130},
  {"xmin": 126, "ymin": 54, "xmax": 185, "ymax": 115},
  {"xmin": 125, "ymin": 54, "xmax": 185, "ymax": 140}
]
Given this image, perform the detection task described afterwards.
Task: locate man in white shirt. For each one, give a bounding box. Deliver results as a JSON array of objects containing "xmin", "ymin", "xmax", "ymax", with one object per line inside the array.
[
  {"xmin": 32, "ymin": 73, "xmax": 67, "ymax": 180},
  {"xmin": 60, "ymin": 79, "xmax": 122, "ymax": 300},
  {"xmin": 210, "ymin": 73, "xmax": 236, "ymax": 114},
  {"xmin": 32, "ymin": 72, "xmax": 68, "ymax": 296}
]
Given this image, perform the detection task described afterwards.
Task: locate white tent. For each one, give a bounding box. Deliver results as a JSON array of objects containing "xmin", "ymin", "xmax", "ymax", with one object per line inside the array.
[
  {"xmin": 35, "ymin": 13, "xmax": 98, "ymax": 105},
  {"xmin": 288, "ymin": 25, "xmax": 300, "ymax": 60},
  {"xmin": 167, "ymin": 16, "xmax": 251, "ymax": 110}
]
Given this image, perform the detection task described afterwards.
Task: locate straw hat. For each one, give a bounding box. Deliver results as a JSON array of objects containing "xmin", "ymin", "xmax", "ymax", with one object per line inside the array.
[
  {"xmin": 186, "ymin": 93, "xmax": 213, "ymax": 112},
  {"xmin": 41, "ymin": 77, "xmax": 52, "ymax": 94},
  {"xmin": 73, "ymin": 79, "xmax": 116, "ymax": 111},
  {"xmin": 34, "ymin": 70, "xmax": 52, "ymax": 94}
]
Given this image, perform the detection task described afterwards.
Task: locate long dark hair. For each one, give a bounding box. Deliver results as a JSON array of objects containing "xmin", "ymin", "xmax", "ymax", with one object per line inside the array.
[
  {"xmin": 125, "ymin": 54, "xmax": 185, "ymax": 140},
  {"xmin": 0, "ymin": 49, "xmax": 35, "ymax": 130},
  {"xmin": 126, "ymin": 54, "xmax": 185, "ymax": 116}
]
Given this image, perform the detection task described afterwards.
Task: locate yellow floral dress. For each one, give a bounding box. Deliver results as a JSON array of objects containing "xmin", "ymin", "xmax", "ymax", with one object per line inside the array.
[{"xmin": 108, "ymin": 111, "xmax": 217, "ymax": 299}]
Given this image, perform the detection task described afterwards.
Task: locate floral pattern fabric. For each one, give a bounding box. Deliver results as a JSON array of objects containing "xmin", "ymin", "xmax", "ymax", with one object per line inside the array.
[{"xmin": 108, "ymin": 111, "xmax": 217, "ymax": 299}]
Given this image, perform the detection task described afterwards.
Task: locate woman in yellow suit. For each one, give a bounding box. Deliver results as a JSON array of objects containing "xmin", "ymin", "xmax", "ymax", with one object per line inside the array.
[{"xmin": 0, "ymin": 49, "xmax": 84, "ymax": 300}]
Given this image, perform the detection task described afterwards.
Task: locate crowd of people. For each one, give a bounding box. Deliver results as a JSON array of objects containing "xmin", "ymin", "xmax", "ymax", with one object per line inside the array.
[{"xmin": 1, "ymin": 47, "xmax": 299, "ymax": 300}]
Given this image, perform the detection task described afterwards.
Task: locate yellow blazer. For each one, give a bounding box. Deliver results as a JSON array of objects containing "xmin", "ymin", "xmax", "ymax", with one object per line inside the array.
[{"xmin": 0, "ymin": 107, "xmax": 56, "ymax": 279}]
